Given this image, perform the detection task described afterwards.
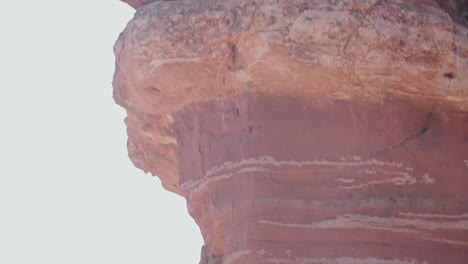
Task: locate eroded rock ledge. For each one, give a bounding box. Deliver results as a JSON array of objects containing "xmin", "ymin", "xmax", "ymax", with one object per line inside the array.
[{"xmin": 113, "ymin": 0, "xmax": 468, "ymax": 263}]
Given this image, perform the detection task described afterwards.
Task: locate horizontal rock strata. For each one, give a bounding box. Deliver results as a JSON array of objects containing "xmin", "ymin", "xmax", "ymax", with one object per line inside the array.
[
  {"xmin": 113, "ymin": 0, "xmax": 468, "ymax": 263},
  {"xmin": 175, "ymin": 95, "xmax": 468, "ymax": 263}
]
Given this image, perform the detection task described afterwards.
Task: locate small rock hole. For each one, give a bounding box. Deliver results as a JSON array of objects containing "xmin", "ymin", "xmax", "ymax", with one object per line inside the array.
[
  {"xmin": 148, "ymin": 86, "xmax": 162, "ymax": 93},
  {"xmin": 443, "ymin": 72, "xmax": 455, "ymax": 79},
  {"xmin": 420, "ymin": 126, "xmax": 430, "ymax": 134}
]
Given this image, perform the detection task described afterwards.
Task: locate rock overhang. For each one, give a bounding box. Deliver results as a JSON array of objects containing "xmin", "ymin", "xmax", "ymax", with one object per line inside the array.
[
  {"xmin": 113, "ymin": 0, "xmax": 468, "ymax": 262},
  {"xmin": 113, "ymin": 0, "xmax": 468, "ymax": 194}
]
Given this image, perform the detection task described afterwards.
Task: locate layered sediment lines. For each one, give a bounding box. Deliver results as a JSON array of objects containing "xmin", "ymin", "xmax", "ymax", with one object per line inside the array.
[
  {"xmin": 175, "ymin": 96, "xmax": 468, "ymax": 263},
  {"xmin": 113, "ymin": 0, "xmax": 468, "ymax": 263}
]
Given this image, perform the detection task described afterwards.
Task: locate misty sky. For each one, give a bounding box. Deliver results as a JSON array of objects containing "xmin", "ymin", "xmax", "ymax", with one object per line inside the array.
[{"xmin": 0, "ymin": 1, "xmax": 202, "ymax": 263}]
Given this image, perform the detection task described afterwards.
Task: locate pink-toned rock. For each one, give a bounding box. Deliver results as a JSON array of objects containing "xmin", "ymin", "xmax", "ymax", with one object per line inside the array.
[
  {"xmin": 113, "ymin": 0, "xmax": 468, "ymax": 263},
  {"xmin": 119, "ymin": 0, "xmax": 156, "ymax": 9}
]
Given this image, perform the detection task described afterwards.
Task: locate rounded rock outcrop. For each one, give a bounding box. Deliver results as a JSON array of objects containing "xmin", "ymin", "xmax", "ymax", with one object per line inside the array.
[{"xmin": 113, "ymin": 0, "xmax": 468, "ymax": 263}]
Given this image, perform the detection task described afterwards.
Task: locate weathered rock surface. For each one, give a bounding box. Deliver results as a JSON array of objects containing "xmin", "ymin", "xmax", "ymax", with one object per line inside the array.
[{"xmin": 113, "ymin": 0, "xmax": 468, "ymax": 263}]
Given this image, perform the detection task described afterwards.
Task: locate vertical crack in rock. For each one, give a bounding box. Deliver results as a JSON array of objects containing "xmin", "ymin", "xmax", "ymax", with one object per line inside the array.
[
  {"xmin": 227, "ymin": 42, "xmax": 241, "ymax": 71},
  {"xmin": 342, "ymin": 0, "xmax": 386, "ymax": 56}
]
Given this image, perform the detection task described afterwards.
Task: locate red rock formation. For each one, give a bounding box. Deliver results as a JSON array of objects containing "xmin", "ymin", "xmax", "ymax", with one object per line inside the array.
[
  {"xmin": 113, "ymin": 0, "xmax": 468, "ymax": 263},
  {"xmin": 118, "ymin": 0, "xmax": 157, "ymax": 9}
]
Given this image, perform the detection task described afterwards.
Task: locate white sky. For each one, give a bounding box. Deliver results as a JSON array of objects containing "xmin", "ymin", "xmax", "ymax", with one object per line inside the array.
[{"xmin": 0, "ymin": 1, "xmax": 202, "ymax": 263}]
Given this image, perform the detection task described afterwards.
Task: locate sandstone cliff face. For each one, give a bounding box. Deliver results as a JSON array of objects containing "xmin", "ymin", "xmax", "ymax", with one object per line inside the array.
[{"xmin": 113, "ymin": 1, "xmax": 468, "ymax": 263}]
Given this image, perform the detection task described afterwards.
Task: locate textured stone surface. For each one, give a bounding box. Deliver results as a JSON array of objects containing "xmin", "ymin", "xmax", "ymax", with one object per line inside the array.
[
  {"xmin": 119, "ymin": 0, "xmax": 468, "ymax": 25},
  {"xmin": 113, "ymin": 0, "xmax": 468, "ymax": 263},
  {"xmin": 175, "ymin": 95, "xmax": 468, "ymax": 263}
]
